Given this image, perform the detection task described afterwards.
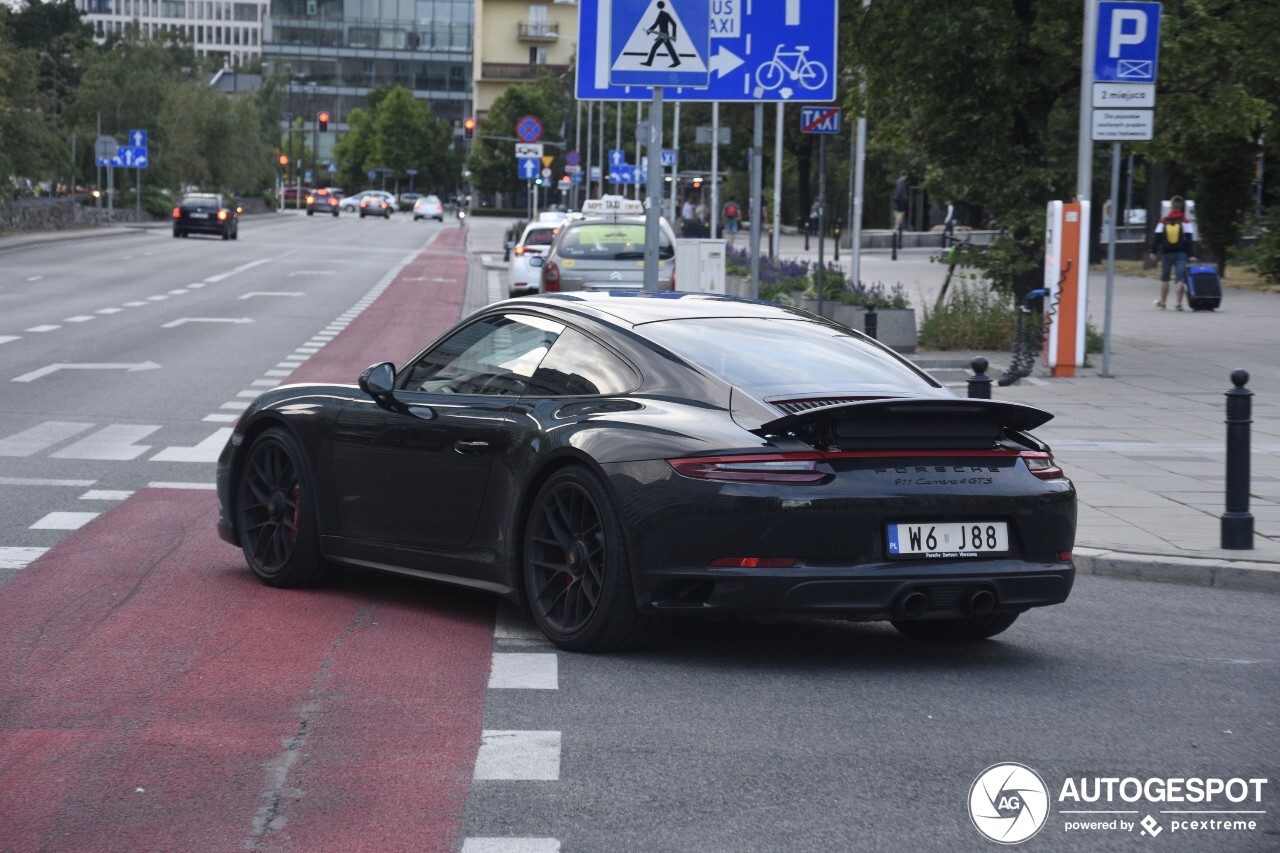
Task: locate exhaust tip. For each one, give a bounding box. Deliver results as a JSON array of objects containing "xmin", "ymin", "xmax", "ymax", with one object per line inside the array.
[
  {"xmin": 967, "ymin": 589, "xmax": 996, "ymax": 616},
  {"xmin": 895, "ymin": 590, "xmax": 929, "ymax": 619}
]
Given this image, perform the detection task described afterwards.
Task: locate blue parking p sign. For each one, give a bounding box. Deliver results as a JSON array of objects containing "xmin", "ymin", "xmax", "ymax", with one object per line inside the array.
[{"xmin": 1095, "ymin": 1, "xmax": 1162, "ymax": 84}]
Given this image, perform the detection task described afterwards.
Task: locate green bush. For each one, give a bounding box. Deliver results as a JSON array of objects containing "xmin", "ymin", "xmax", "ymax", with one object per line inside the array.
[
  {"xmin": 920, "ymin": 279, "xmax": 1021, "ymax": 350},
  {"xmin": 1240, "ymin": 207, "xmax": 1280, "ymax": 284}
]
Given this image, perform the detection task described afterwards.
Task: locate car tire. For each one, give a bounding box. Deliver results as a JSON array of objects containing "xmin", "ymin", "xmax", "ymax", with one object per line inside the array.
[
  {"xmin": 359, "ymin": 211, "xmax": 366, "ymax": 218},
  {"xmin": 891, "ymin": 612, "xmax": 1020, "ymax": 641},
  {"xmin": 231, "ymin": 227, "xmax": 238, "ymax": 240},
  {"xmin": 222, "ymin": 227, "xmax": 230, "ymax": 240},
  {"xmin": 522, "ymin": 467, "xmax": 667, "ymax": 652},
  {"xmin": 234, "ymin": 427, "xmax": 333, "ymax": 588},
  {"xmin": 307, "ymin": 209, "xmax": 314, "ymax": 216},
  {"xmin": 172, "ymin": 229, "xmax": 181, "ymax": 238}
]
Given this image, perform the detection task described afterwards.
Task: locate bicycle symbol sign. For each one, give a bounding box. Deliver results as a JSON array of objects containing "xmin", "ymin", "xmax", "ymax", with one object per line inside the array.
[
  {"xmin": 516, "ymin": 116, "xmax": 543, "ymax": 143},
  {"xmin": 578, "ymin": 0, "xmax": 837, "ymax": 103}
]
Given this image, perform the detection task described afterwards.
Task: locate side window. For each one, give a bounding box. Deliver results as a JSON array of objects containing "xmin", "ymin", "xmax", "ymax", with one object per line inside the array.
[
  {"xmin": 527, "ymin": 329, "xmax": 639, "ymax": 396},
  {"xmin": 400, "ymin": 314, "xmax": 564, "ymax": 396}
]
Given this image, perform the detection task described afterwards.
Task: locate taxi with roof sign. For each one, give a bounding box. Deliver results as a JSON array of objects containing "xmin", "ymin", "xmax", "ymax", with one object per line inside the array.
[{"xmin": 533, "ymin": 196, "xmax": 677, "ymax": 293}]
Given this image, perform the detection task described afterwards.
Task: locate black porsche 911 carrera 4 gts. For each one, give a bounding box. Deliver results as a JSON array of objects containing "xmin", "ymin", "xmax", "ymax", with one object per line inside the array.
[{"xmin": 216, "ymin": 292, "xmax": 1076, "ymax": 651}]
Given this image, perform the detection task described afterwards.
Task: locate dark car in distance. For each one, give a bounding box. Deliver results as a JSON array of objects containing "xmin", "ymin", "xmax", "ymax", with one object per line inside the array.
[
  {"xmin": 173, "ymin": 193, "xmax": 240, "ymax": 240},
  {"xmin": 216, "ymin": 293, "xmax": 1076, "ymax": 652},
  {"xmin": 306, "ymin": 188, "xmax": 340, "ymax": 217}
]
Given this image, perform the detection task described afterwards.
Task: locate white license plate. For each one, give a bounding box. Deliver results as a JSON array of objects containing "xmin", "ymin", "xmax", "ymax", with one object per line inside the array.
[
  {"xmin": 887, "ymin": 521, "xmax": 1009, "ymax": 558},
  {"xmin": 189, "ymin": 212, "xmax": 208, "ymax": 219}
]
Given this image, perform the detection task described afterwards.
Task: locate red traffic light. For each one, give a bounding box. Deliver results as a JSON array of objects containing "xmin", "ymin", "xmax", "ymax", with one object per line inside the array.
[
  {"xmin": 317, "ymin": 111, "xmax": 330, "ymax": 132},
  {"xmin": 278, "ymin": 154, "xmax": 289, "ymax": 166},
  {"xmin": 464, "ymin": 117, "xmax": 476, "ymax": 139}
]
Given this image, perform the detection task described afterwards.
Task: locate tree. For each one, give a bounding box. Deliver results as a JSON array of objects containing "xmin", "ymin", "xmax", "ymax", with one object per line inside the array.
[
  {"xmin": 333, "ymin": 107, "xmax": 375, "ymax": 190},
  {"xmin": 466, "ymin": 72, "xmax": 569, "ymax": 198}
]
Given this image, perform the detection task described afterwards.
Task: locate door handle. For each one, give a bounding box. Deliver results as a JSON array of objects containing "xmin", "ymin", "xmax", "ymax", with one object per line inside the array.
[{"xmin": 453, "ymin": 440, "xmax": 490, "ymax": 455}]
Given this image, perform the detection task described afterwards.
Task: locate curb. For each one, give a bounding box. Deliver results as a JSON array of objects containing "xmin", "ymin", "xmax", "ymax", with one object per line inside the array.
[
  {"xmin": 0, "ymin": 226, "xmax": 150, "ymax": 253},
  {"xmin": 1074, "ymin": 547, "xmax": 1280, "ymax": 594}
]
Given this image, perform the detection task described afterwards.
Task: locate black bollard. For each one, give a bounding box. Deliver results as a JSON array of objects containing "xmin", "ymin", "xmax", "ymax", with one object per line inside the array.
[
  {"xmin": 967, "ymin": 357, "xmax": 993, "ymax": 399},
  {"xmin": 1221, "ymin": 370, "xmax": 1254, "ymax": 549},
  {"xmin": 864, "ymin": 301, "xmax": 878, "ymax": 340},
  {"xmin": 804, "ymin": 220, "xmax": 810, "ymax": 251},
  {"xmin": 834, "ymin": 222, "xmax": 842, "ymax": 261}
]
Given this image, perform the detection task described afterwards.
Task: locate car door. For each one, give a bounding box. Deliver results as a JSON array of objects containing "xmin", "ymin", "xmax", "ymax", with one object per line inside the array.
[{"xmin": 330, "ymin": 313, "xmax": 563, "ymax": 551}]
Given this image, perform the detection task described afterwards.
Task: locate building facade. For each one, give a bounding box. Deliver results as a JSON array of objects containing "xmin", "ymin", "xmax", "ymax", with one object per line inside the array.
[
  {"xmin": 78, "ymin": 0, "xmax": 268, "ymax": 67},
  {"xmin": 473, "ymin": 0, "xmax": 578, "ymax": 119}
]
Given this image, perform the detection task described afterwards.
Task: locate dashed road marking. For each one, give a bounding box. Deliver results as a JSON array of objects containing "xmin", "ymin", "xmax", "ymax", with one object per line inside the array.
[
  {"xmin": 488, "ymin": 653, "xmax": 558, "ymax": 690},
  {"xmin": 30, "ymin": 512, "xmax": 100, "ymax": 530},
  {"xmin": 150, "ymin": 428, "xmax": 233, "ymax": 463},
  {"xmin": 0, "ymin": 421, "xmax": 95, "ymax": 457},
  {"xmin": 473, "ymin": 731, "xmax": 561, "ymax": 781},
  {"xmin": 461, "ymin": 840, "xmax": 561, "ymax": 853},
  {"xmin": 0, "ymin": 547, "xmax": 48, "ymax": 569},
  {"xmin": 50, "ymin": 424, "xmax": 161, "ymax": 461},
  {"xmin": 79, "ymin": 490, "xmax": 134, "ymax": 501}
]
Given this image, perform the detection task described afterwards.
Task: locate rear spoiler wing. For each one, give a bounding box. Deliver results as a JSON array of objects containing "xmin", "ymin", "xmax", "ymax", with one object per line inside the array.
[{"xmin": 757, "ymin": 397, "xmax": 1054, "ymax": 442}]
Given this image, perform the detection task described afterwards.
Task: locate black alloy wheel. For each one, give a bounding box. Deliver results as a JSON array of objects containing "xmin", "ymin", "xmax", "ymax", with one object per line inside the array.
[
  {"xmin": 523, "ymin": 468, "xmax": 666, "ymax": 652},
  {"xmin": 235, "ymin": 428, "xmax": 330, "ymax": 588}
]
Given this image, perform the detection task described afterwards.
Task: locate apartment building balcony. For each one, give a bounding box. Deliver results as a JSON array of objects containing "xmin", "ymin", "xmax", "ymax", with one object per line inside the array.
[
  {"xmin": 518, "ymin": 21, "xmax": 559, "ymax": 41},
  {"xmin": 481, "ymin": 62, "xmax": 569, "ymax": 81}
]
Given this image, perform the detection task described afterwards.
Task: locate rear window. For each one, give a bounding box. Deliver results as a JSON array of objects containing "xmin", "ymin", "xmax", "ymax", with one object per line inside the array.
[
  {"xmin": 181, "ymin": 197, "xmax": 220, "ymax": 209},
  {"xmin": 523, "ymin": 228, "xmax": 558, "ymax": 246},
  {"xmin": 557, "ymin": 222, "xmax": 674, "ymax": 260},
  {"xmin": 641, "ymin": 317, "xmax": 939, "ymax": 397}
]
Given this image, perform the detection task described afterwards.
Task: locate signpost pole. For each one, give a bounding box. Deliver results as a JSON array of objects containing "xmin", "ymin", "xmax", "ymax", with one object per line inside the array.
[
  {"xmin": 710, "ymin": 102, "xmax": 720, "ymax": 239},
  {"xmin": 750, "ymin": 103, "xmax": 763, "ymax": 299},
  {"xmin": 817, "ymin": 133, "xmax": 826, "ymax": 317},
  {"xmin": 1077, "ymin": 0, "xmax": 1098, "ymax": 203},
  {"xmin": 644, "ymin": 87, "xmax": 664, "ymax": 293},
  {"xmin": 585, "ymin": 102, "xmax": 594, "ymax": 202},
  {"xmin": 773, "ymin": 102, "xmax": 783, "ymax": 258},
  {"xmin": 1103, "ymin": 142, "xmax": 1121, "ymax": 377},
  {"xmin": 670, "ymin": 101, "xmax": 680, "ymax": 226},
  {"xmin": 574, "ymin": 101, "xmax": 582, "ymax": 210}
]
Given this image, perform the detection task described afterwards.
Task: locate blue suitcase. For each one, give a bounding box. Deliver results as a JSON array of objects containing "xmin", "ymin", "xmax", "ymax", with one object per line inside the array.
[{"xmin": 1186, "ymin": 264, "xmax": 1222, "ymax": 311}]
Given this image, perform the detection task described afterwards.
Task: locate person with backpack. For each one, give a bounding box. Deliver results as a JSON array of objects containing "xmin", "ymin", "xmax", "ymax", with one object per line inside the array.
[
  {"xmin": 1148, "ymin": 196, "xmax": 1197, "ymax": 310},
  {"xmin": 722, "ymin": 196, "xmax": 742, "ymax": 245}
]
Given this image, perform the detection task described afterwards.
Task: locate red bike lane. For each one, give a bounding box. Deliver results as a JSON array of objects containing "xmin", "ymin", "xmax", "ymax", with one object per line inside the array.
[{"xmin": 0, "ymin": 228, "xmax": 496, "ymax": 852}]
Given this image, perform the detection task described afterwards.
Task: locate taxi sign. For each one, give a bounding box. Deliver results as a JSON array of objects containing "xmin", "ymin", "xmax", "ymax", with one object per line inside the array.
[{"xmin": 582, "ymin": 195, "xmax": 645, "ymax": 216}]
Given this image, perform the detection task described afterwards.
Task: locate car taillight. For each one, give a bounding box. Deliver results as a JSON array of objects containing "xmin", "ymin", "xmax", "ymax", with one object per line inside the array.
[
  {"xmin": 669, "ymin": 455, "xmax": 826, "ymax": 484},
  {"xmin": 305, "ymin": 195, "xmax": 314, "ymax": 204},
  {"xmin": 217, "ymin": 210, "xmax": 228, "ymax": 221},
  {"xmin": 671, "ymin": 263, "xmax": 676, "ymax": 290},
  {"xmin": 329, "ymin": 197, "xmax": 337, "ymax": 205},
  {"xmin": 543, "ymin": 261, "xmax": 561, "ymax": 292},
  {"xmin": 360, "ymin": 200, "xmax": 368, "ymax": 207},
  {"xmin": 1020, "ymin": 451, "xmax": 1063, "ymax": 480},
  {"xmin": 514, "ymin": 246, "xmax": 526, "ymax": 256},
  {"xmin": 172, "ymin": 207, "xmax": 181, "ymax": 218},
  {"xmin": 708, "ymin": 557, "xmax": 798, "ymax": 569}
]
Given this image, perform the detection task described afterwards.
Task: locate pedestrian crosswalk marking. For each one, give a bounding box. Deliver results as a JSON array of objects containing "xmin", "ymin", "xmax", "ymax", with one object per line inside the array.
[
  {"xmin": 0, "ymin": 421, "xmax": 95, "ymax": 457},
  {"xmin": 50, "ymin": 424, "xmax": 161, "ymax": 461},
  {"xmin": 612, "ymin": 0, "xmax": 708, "ymax": 74},
  {"xmin": 150, "ymin": 428, "xmax": 233, "ymax": 463}
]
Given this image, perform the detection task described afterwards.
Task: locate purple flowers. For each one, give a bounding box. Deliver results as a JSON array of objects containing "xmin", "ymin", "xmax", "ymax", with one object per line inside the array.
[{"xmin": 724, "ymin": 247, "xmax": 910, "ymax": 308}]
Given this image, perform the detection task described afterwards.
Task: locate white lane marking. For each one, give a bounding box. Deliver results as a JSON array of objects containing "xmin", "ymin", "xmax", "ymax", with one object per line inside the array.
[
  {"xmin": 26, "ymin": 325, "xmax": 60, "ymax": 332},
  {"xmin": 294, "ymin": 347, "xmax": 320, "ymax": 354},
  {"xmin": 30, "ymin": 512, "xmax": 100, "ymax": 530},
  {"xmin": 461, "ymin": 840, "xmax": 561, "ymax": 853},
  {"xmin": 236, "ymin": 390, "xmax": 263, "ymax": 398},
  {"xmin": 203, "ymin": 413, "xmax": 240, "ymax": 423},
  {"xmin": 239, "ymin": 291, "xmax": 304, "ymax": 299},
  {"xmin": 146, "ymin": 295, "xmax": 169, "ymax": 301},
  {"xmin": 79, "ymin": 490, "xmax": 134, "ymax": 500},
  {"xmin": 473, "ymin": 731, "xmax": 561, "ymax": 781},
  {"xmin": 26, "ymin": 275, "xmax": 44, "ymax": 282},
  {"xmin": 489, "ymin": 654, "xmax": 558, "ymax": 690},
  {"xmin": 64, "ymin": 316, "xmax": 95, "ymax": 323},
  {"xmin": 146, "ymin": 481, "xmax": 215, "ymax": 490},
  {"xmin": 123, "ymin": 301, "xmax": 148, "ymax": 307},
  {"xmin": 0, "ymin": 477, "xmax": 96, "ymax": 487},
  {"xmin": 275, "ymin": 362, "xmax": 301, "ymax": 369},
  {"xmin": 168, "ymin": 289, "xmax": 189, "ymax": 295},
  {"xmin": 12, "ymin": 361, "xmax": 161, "ymax": 383},
  {"xmin": 188, "ymin": 282, "xmax": 206, "ymax": 289},
  {"xmin": 0, "ymin": 547, "xmax": 49, "ymax": 569},
  {"xmin": 204, "ymin": 257, "xmax": 272, "ymax": 283},
  {"xmin": 286, "ymin": 271, "xmax": 336, "ymax": 277},
  {"xmin": 264, "ymin": 370, "xmax": 293, "ymax": 377},
  {"xmin": 161, "ymin": 317, "xmax": 253, "ymax": 328},
  {"xmin": 51, "ymin": 424, "xmax": 161, "ymax": 461},
  {"xmin": 221, "ymin": 401, "xmax": 251, "ymax": 411},
  {"xmin": 250, "ymin": 379, "xmax": 281, "ymax": 387},
  {"xmin": 0, "ymin": 336, "xmax": 20, "ymax": 345},
  {"xmin": 96, "ymin": 308, "xmax": 123, "ymax": 314},
  {"xmin": 150, "ymin": 428, "xmax": 233, "ymax": 463},
  {"xmin": 0, "ymin": 421, "xmax": 95, "ymax": 456}
]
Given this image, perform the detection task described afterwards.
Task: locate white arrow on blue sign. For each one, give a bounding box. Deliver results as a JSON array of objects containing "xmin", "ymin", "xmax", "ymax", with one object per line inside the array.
[
  {"xmin": 96, "ymin": 146, "xmax": 148, "ymax": 168},
  {"xmin": 1095, "ymin": 1, "xmax": 1162, "ymax": 84},
  {"xmin": 129, "ymin": 129, "xmax": 148, "ymax": 149},
  {"xmin": 609, "ymin": 164, "xmax": 636, "ymax": 184},
  {"xmin": 518, "ymin": 158, "xmax": 540, "ymax": 180},
  {"xmin": 579, "ymin": 0, "xmax": 837, "ymax": 103},
  {"xmin": 609, "ymin": 148, "xmax": 628, "ymax": 167}
]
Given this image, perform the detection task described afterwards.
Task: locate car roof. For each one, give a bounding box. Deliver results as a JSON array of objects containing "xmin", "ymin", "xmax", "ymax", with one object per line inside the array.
[{"xmin": 508, "ymin": 291, "xmax": 799, "ymax": 328}]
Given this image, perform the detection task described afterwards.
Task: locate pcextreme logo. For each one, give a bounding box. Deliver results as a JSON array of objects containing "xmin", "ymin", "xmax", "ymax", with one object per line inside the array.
[{"xmin": 969, "ymin": 764, "xmax": 1271, "ymax": 844}]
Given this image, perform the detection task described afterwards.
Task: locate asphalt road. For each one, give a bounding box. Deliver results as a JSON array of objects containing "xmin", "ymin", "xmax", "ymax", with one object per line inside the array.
[{"xmin": 1, "ymin": 215, "xmax": 1276, "ymax": 851}]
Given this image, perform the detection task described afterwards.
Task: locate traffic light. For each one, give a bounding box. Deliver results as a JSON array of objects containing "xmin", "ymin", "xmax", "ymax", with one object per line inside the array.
[
  {"xmin": 464, "ymin": 117, "xmax": 475, "ymax": 139},
  {"xmin": 278, "ymin": 154, "xmax": 289, "ymax": 167},
  {"xmin": 317, "ymin": 111, "xmax": 329, "ymax": 132}
]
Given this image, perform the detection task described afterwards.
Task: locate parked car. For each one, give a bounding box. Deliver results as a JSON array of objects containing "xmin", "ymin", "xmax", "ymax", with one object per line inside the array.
[
  {"xmin": 306, "ymin": 188, "xmax": 340, "ymax": 217},
  {"xmin": 507, "ymin": 220, "xmax": 561, "ymax": 297},
  {"xmin": 359, "ymin": 192, "xmax": 394, "ymax": 219},
  {"xmin": 216, "ymin": 292, "xmax": 1076, "ymax": 652},
  {"xmin": 172, "ymin": 193, "xmax": 240, "ymax": 240},
  {"xmin": 413, "ymin": 194, "xmax": 445, "ymax": 222},
  {"xmin": 537, "ymin": 196, "xmax": 676, "ymax": 292}
]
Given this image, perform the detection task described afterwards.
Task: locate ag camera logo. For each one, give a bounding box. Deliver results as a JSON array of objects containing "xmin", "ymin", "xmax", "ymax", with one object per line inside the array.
[{"xmin": 970, "ymin": 763, "xmax": 1050, "ymax": 844}]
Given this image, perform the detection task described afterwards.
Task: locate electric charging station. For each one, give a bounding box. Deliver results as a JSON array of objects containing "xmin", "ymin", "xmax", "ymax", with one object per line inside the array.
[{"xmin": 1044, "ymin": 200, "xmax": 1091, "ymax": 377}]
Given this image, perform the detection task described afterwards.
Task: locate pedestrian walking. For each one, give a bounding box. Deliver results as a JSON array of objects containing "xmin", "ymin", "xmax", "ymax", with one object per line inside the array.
[
  {"xmin": 722, "ymin": 196, "xmax": 742, "ymax": 245},
  {"xmin": 942, "ymin": 199, "xmax": 956, "ymax": 246},
  {"xmin": 893, "ymin": 171, "xmax": 909, "ymax": 233},
  {"xmin": 1148, "ymin": 196, "xmax": 1196, "ymax": 310},
  {"xmin": 681, "ymin": 195, "xmax": 696, "ymax": 237}
]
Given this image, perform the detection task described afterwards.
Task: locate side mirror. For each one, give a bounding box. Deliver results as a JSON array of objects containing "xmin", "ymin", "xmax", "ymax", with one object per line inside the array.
[
  {"xmin": 359, "ymin": 362, "xmax": 396, "ymax": 397},
  {"xmin": 528, "ymin": 256, "xmax": 544, "ymax": 268}
]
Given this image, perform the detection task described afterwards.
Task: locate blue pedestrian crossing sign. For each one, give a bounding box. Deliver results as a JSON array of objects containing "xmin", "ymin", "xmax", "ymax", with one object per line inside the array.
[
  {"xmin": 1095, "ymin": 1, "xmax": 1162, "ymax": 84},
  {"xmin": 610, "ymin": 0, "xmax": 710, "ymax": 89}
]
